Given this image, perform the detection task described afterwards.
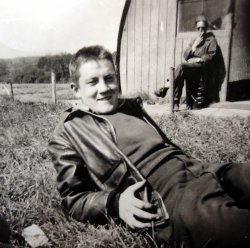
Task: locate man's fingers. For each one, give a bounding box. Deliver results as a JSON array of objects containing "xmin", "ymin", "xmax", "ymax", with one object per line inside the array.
[
  {"xmin": 130, "ymin": 207, "xmax": 158, "ymax": 220},
  {"xmin": 131, "ymin": 197, "xmax": 152, "ymax": 209},
  {"xmin": 127, "ymin": 216, "xmax": 152, "ymax": 229},
  {"xmin": 119, "ymin": 180, "xmax": 157, "ymax": 228}
]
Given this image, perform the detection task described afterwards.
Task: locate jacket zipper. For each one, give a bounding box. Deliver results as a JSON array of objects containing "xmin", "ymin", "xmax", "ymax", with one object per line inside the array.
[{"xmin": 74, "ymin": 105, "xmax": 164, "ymax": 181}]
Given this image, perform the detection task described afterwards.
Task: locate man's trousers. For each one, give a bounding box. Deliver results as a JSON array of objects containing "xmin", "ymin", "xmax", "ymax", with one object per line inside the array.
[{"xmin": 147, "ymin": 155, "xmax": 250, "ymax": 248}]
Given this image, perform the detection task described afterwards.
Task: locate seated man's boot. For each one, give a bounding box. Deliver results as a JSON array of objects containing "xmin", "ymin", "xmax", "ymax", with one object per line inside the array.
[{"xmin": 173, "ymin": 101, "xmax": 179, "ymax": 111}]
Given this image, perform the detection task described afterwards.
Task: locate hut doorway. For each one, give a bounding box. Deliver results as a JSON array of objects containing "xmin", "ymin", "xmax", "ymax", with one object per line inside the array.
[{"xmin": 175, "ymin": 0, "xmax": 233, "ymax": 102}]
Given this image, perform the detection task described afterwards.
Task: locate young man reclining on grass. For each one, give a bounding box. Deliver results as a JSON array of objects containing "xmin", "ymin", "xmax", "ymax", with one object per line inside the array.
[{"xmin": 48, "ymin": 45, "xmax": 250, "ymax": 248}]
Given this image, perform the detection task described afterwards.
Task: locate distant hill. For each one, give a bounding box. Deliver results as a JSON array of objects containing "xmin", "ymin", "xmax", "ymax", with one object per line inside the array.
[{"xmin": 0, "ymin": 42, "xmax": 34, "ymax": 59}]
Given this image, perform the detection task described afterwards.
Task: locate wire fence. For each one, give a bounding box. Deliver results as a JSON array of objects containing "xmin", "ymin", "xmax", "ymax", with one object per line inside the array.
[{"xmin": 0, "ymin": 72, "xmax": 76, "ymax": 104}]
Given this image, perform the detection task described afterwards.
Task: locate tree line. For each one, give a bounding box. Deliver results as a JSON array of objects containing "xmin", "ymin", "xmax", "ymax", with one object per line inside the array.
[
  {"xmin": 0, "ymin": 51, "xmax": 117, "ymax": 84},
  {"xmin": 0, "ymin": 53, "xmax": 72, "ymax": 84}
]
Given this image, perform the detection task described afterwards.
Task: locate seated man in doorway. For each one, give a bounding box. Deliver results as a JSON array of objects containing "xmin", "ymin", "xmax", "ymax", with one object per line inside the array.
[
  {"xmin": 48, "ymin": 45, "xmax": 250, "ymax": 248},
  {"xmin": 155, "ymin": 16, "xmax": 218, "ymax": 110}
]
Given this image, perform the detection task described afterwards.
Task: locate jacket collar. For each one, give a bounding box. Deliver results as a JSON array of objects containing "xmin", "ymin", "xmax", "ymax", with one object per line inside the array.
[
  {"xmin": 63, "ymin": 98, "xmax": 126, "ymax": 122},
  {"xmin": 204, "ymin": 32, "xmax": 215, "ymax": 41}
]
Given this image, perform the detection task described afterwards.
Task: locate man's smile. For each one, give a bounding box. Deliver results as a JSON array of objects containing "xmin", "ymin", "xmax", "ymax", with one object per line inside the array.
[{"xmin": 97, "ymin": 95, "xmax": 113, "ymax": 101}]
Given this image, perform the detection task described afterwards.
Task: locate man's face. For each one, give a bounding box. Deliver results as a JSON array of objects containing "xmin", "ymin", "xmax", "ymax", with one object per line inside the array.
[
  {"xmin": 73, "ymin": 59, "xmax": 119, "ymax": 114},
  {"xmin": 196, "ymin": 21, "xmax": 207, "ymax": 37}
]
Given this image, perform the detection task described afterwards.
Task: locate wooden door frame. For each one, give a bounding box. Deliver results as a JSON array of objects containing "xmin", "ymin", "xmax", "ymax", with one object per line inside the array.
[{"xmin": 175, "ymin": 0, "xmax": 234, "ymax": 101}]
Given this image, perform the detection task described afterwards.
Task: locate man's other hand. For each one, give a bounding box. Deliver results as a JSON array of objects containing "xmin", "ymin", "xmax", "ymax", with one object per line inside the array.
[
  {"xmin": 119, "ymin": 180, "xmax": 159, "ymax": 229},
  {"xmin": 187, "ymin": 57, "xmax": 204, "ymax": 64}
]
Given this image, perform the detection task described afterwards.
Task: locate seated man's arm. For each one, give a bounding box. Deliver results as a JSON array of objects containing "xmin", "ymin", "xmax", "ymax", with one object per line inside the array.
[
  {"xmin": 200, "ymin": 38, "xmax": 218, "ymax": 64},
  {"xmin": 183, "ymin": 41, "xmax": 195, "ymax": 61},
  {"xmin": 183, "ymin": 37, "xmax": 204, "ymax": 60},
  {"xmin": 48, "ymin": 136, "xmax": 116, "ymax": 224},
  {"xmin": 184, "ymin": 36, "xmax": 218, "ymax": 64}
]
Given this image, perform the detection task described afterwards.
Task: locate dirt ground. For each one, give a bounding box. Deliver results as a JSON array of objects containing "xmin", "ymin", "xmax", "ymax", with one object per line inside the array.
[{"xmin": 144, "ymin": 101, "xmax": 250, "ymax": 118}]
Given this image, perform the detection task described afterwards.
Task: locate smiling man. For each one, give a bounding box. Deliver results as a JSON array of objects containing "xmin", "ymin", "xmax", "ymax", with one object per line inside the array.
[
  {"xmin": 70, "ymin": 55, "xmax": 119, "ymax": 114},
  {"xmin": 48, "ymin": 45, "xmax": 250, "ymax": 248}
]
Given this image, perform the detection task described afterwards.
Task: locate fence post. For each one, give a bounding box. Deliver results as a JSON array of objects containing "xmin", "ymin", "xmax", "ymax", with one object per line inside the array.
[
  {"xmin": 51, "ymin": 71, "xmax": 56, "ymax": 104},
  {"xmin": 169, "ymin": 67, "xmax": 175, "ymax": 113},
  {"xmin": 9, "ymin": 81, "xmax": 14, "ymax": 100}
]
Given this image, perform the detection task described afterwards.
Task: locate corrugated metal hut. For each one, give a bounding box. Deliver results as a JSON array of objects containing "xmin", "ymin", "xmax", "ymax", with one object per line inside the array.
[{"xmin": 117, "ymin": 0, "xmax": 250, "ymax": 101}]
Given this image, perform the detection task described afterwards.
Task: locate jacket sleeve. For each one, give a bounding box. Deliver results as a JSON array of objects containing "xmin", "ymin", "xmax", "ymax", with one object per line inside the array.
[
  {"xmin": 48, "ymin": 135, "xmax": 117, "ymax": 224},
  {"xmin": 183, "ymin": 40, "xmax": 195, "ymax": 61},
  {"xmin": 200, "ymin": 37, "xmax": 218, "ymax": 64}
]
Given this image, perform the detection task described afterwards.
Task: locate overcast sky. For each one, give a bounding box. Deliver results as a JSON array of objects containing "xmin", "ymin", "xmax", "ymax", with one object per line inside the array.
[{"xmin": 0, "ymin": 0, "xmax": 125, "ymax": 56}]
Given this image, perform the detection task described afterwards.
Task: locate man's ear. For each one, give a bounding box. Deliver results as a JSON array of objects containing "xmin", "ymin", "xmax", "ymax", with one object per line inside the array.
[{"xmin": 70, "ymin": 83, "xmax": 80, "ymax": 97}]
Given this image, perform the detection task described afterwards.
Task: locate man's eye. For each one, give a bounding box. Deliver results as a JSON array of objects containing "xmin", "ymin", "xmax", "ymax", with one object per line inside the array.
[
  {"xmin": 104, "ymin": 75, "xmax": 115, "ymax": 83},
  {"xmin": 87, "ymin": 79, "xmax": 98, "ymax": 85}
]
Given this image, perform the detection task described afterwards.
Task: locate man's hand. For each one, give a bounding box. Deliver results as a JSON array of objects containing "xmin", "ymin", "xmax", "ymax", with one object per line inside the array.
[
  {"xmin": 187, "ymin": 57, "xmax": 204, "ymax": 64},
  {"xmin": 192, "ymin": 36, "xmax": 204, "ymax": 52},
  {"xmin": 119, "ymin": 180, "xmax": 159, "ymax": 229}
]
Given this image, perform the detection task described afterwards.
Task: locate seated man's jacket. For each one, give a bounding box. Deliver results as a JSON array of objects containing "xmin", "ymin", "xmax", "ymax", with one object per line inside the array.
[
  {"xmin": 184, "ymin": 32, "xmax": 218, "ymax": 65},
  {"xmin": 48, "ymin": 98, "xmax": 183, "ymax": 224}
]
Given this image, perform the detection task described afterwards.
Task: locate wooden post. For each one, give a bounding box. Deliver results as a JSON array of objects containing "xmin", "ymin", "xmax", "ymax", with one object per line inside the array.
[
  {"xmin": 169, "ymin": 67, "xmax": 175, "ymax": 113},
  {"xmin": 221, "ymin": 12, "xmax": 234, "ymax": 101},
  {"xmin": 9, "ymin": 81, "xmax": 14, "ymax": 100},
  {"xmin": 51, "ymin": 71, "xmax": 56, "ymax": 104}
]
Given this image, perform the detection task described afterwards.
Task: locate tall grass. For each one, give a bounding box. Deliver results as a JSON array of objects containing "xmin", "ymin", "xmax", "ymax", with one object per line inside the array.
[
  {"xmin": 0, "ymin": 97, "xmax": 249, "ymax": 247},
  {"xmin": 0, "ymin": 98, "xmax": 151, "ymax": 247},
  {"xmin": 0, "ymin": 84, "xmax": 76, "ymax": 102},
  {"xmin": 158, "ymin": 111, "xmax": 250, "ymax": 163}
]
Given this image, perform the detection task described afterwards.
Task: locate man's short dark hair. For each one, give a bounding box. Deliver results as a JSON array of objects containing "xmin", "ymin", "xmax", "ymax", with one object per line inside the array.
[
  {"xmin": 195, "ymin": 15, "xmax": 208, "ymax": 28},
  {"xmin": 69, "ymin": 45, "xmax": 115, "ymax": 86}
]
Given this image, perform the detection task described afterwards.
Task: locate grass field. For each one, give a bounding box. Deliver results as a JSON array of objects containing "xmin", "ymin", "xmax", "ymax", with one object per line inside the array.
[
  {"xmin": 0, "ymin": 83, "xmax": 76, "ymax": 103},
  {"xmin": 0, "ymin": 89, "xmax": 250, "ymax": 247}
]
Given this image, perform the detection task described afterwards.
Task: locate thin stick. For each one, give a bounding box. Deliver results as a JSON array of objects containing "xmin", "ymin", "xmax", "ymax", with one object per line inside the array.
[
  {"xmin": 51, "ymin": 71, "xmax": 56, "ymax": 104},
  {"xmin": 169, "ymin": 67, "xmax": 175, "ymax": 113}
]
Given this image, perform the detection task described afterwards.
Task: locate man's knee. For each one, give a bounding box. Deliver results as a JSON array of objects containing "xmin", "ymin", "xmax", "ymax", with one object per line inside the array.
[
  {"xmin": 221, "ymin": 163, "xmax": 250, "ymax": 205},
  {"xmin": 175, "ymin": 63, "xmax": 194, "ymax": 79},
  {"xmin": 175, "ymin": 63, "xmax": 185, "ymax": 74}
]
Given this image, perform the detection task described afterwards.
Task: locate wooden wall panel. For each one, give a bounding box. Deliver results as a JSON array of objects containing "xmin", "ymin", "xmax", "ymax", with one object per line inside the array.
[
  {"xmin": 119, "ymin": 18, "xmax": 128, "ymax": 94},
  {"xmin": 164, "ymin": 0, "xmax": 177, "ymax": 83},
  {"xmin": 148, "ymin": 0, "xmax": 160, "ymax": 94},
  {"xmin": 141, "ymin": 0, "xmax": 151, "ymax": 94},
  {"xmin": 164, "ymin": 40, "xmax": 173, "ymax": 82},
  {"xmin": 174, "ymin": 38, "xmax": 183, "ymax": 69},
  {"xmin": 156, "ymin": 0, "xmax": 168, "ymax": 89},
  {"xmin": 214, "ymin": 32, "xmax": 230, "ymax": 101},
  {"xmin": 126, "ymin": 0, "xmax": 136, "ymax": 94},
  {"xmin": 119, "ymin": 0, "xmax": 178, "ymax": 96},
  {"xmin": 134, "ymin": 0, "xmax": 143, "ymax": 93}
]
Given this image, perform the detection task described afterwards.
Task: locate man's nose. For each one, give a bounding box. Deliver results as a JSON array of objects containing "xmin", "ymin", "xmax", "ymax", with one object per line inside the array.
[{"xmin": 98, "ymin": 78, "xmax": 110, "ymax": 93}]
